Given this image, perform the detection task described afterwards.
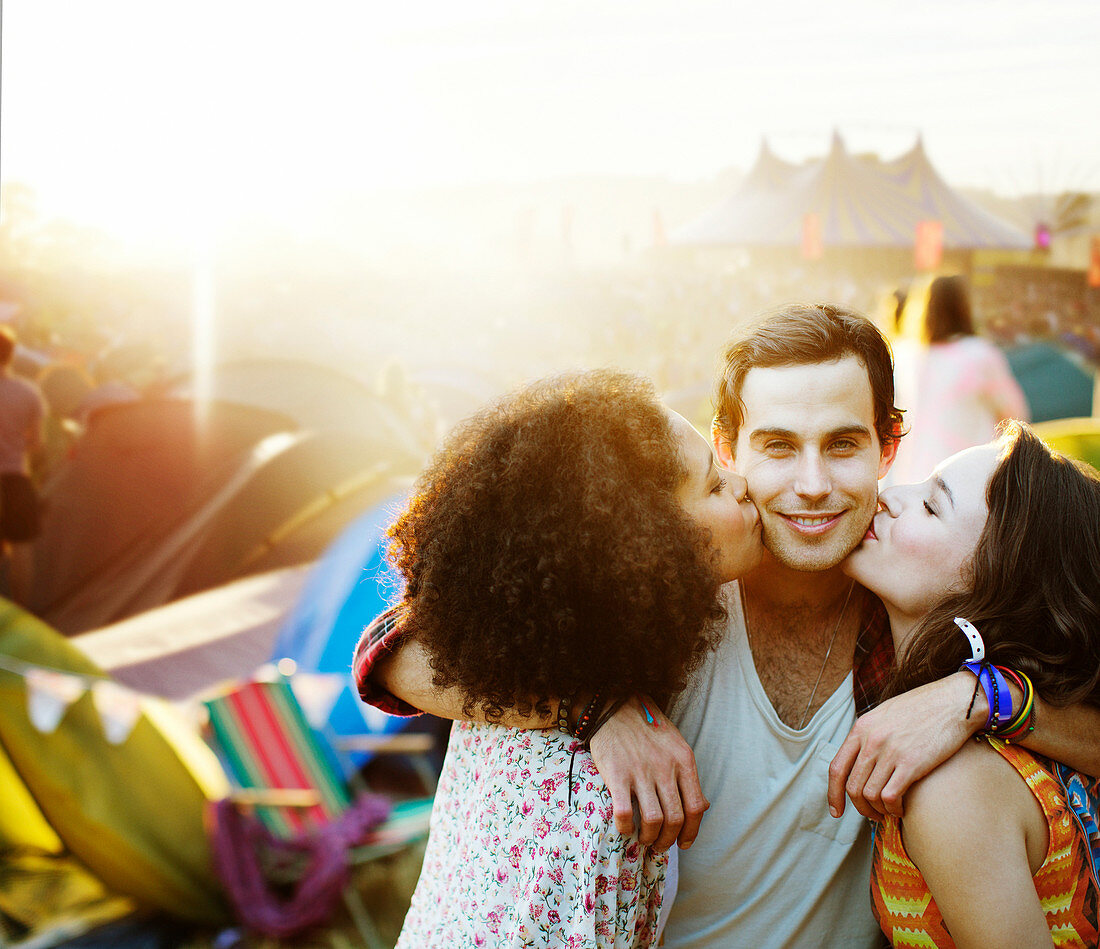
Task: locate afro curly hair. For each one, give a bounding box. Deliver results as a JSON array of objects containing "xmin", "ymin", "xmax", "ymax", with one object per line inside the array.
[{"xmin": 389, "ymin": 369, "xmax": 727, "ymax": 721}]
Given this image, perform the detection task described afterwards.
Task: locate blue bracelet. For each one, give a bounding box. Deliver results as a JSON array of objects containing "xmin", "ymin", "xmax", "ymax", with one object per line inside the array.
[{"xmin": 954, "ymin": 618, "xmax": 1013, "ymax": 730}]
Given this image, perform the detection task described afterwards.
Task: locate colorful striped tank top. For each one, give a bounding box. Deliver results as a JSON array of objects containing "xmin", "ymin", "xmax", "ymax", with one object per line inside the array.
[{"xmin": 871, "ymin": 739, "xmax": 1099, "ymax": 948}]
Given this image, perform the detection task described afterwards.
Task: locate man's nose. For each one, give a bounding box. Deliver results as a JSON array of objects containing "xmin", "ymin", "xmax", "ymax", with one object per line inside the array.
[{"xmin": 793, "ymin": 452, "xmax": 830, "ymax": 499}]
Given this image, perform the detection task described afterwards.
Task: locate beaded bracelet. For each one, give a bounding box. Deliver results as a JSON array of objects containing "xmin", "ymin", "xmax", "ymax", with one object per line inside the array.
[
  {"xmin": 556, "ymin": 690, "xmax": 578, "ymax": 735},
  {"xmin": 572, "ymin": 691, "xmax": 606, "ymax": 743}
]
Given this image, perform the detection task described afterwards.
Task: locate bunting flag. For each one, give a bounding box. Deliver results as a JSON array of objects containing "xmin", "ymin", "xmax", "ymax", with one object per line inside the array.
[
  {"xmin": 92, "ymin": 679, "xmax": 143, "ymax": 744},
  {"xmin": 1, "ymin": 653, "xmax": 351, "ymax": 747},
  {"xmin": 914, "ymin": 219, "xmax": 944, "ymax": 271},
  {"xmin": 24, "ymin": 667, "xmax": 86, "ymax": 733},
  {"xmin": 1088, "ymin": 236, "xmax": 1100, "ymax": 289}
]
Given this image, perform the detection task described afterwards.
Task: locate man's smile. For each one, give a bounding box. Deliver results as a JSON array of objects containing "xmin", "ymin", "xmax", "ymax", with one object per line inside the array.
[{"xmin": 778, "ymin": 512, "xmax": 845, "ymax": 533}]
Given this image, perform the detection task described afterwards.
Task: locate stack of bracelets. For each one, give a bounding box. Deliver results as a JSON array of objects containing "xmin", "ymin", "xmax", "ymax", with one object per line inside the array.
[
  {"xmin": 558, "ymin": 690, "xmax": 627, "ymax": 807},
  {"xmin": 954, "ymin": 617, "xmax": 1036, "ymax": 742},
  {"xmin": 557, "ymin": 690, "xmax": 614, "ymax": 744}
]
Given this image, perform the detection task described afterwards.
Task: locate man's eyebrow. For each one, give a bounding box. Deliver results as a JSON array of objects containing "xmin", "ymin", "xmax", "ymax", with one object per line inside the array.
[
  {"xmin": 748, "ymin": 427, "xmax": 799, "ymax": 442},
  {"xmin": 933, "ymin": 475, "xmax": 956, "ymax": 509},
  {"xmin": 748, "ymin": 425, "xmax": 873, "ymax": 442}
]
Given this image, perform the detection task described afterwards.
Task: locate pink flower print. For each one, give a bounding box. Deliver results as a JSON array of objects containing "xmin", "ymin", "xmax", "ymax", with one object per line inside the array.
[
  {"xmin": 534, "ymin": 817, "xmax": 551, "ymax": 839},
  {"xmin": 548, "ymin": 909, "xmax": 560, "ymax": 925},
  {"xmin": 509, "ymin": 843, "xmax": 523, "ymax": 869},
  {"xmin": 521, "ymin": 800, "xmax": 534, "ymax": 816},
  {"xmin": 625, "ymin": 841, "xmax": 640, "ymax": 862},
  {"xmin": 520, "ymin": 768, "xmax": 531, "ymax": 781},
  {"xmin": 584, "ymin": 801, "xmax": 596, "ymax": 817},
  {"xmin": 620, "ymin": 870, "xmax": 637, "ymax": 892},
  {"xmin": 596, "ymin": 873, "xmax": 615, "ymax": 894},
  {"xmin": 537, "ymin": 778, "xmax": 557, "ymax": 802},
  {"xmin": 487, "ymin": 910, "xmax": 502, "ymax": 934},
  {"xmin": 495, "ymin": 866, "xmax": 508, "ymax": 884},
  {"xmin": 530, "ymin": 901, "xmax": 544, "ymax": 919},
  {"xmin": 551, "ymin": 846, "xmax": 562, "ymax": 859},
  {"xmin": 548, "ymin": 866, "xmax": 564, "ymax": 885},
  {"xmin": 475, "ymin": 934, "xmax": 486, "ymax": 947}
]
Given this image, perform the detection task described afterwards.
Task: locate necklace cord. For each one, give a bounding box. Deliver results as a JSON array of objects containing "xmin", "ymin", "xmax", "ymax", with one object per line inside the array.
[{"xmin": 797, "ymin": 580, "xmax": 856, "ymax": 729}]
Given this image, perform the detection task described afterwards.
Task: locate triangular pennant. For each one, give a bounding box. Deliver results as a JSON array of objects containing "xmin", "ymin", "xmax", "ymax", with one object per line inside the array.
[
  {"xmin": 91, "ymin": 679, "xmax": 143, "ymax": 744},
  {"xmin": 25, "ymin": 668, "xmax": 86, "ymax": 733},
  {"xmin": 290, "ymin": 673, "xmax": 346, "ymax": 729}
]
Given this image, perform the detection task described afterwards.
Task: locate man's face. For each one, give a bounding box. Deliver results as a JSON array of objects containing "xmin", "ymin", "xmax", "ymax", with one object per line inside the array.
[{"xmin": 713, "ymin": 356, "xmax": 897, "ymax": 572}]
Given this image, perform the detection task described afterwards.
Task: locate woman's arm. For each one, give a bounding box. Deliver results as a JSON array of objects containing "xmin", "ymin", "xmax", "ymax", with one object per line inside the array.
[
  {"xmin": 364, "ymin": 628, "xmax": 707, "ymax": 850},
  {"xmin": 900, "ymin": 740, "xmax": 1052, "ymax": 949},
  {"xmin": 375, "ymin": 637, "xmax": 557, "ymax": 726},
  {"xmin": 829, "ymin": 671, "xmax": 1100, "ymax": 820}
]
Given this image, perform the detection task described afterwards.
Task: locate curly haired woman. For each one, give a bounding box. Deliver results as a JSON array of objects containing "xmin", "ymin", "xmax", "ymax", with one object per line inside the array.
[{"xmin": 357, "ymin": 369, "xmax": 762, "ymax": 948}]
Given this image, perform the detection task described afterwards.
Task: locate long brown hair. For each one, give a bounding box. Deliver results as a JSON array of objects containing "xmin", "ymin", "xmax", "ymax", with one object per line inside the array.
[
  {"xmin": 886, "ymin": 421, "xmax": 1100, "ymax": 708},
  {"xmin": 924, "ymin": 275, "xmax": 975, "ymax": 343}
]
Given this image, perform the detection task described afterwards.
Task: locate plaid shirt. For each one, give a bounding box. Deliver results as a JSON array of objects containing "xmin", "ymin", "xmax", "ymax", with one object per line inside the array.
[{"xmin": 353, "ymin": 604, "xmax": 421, "ymax": 716}]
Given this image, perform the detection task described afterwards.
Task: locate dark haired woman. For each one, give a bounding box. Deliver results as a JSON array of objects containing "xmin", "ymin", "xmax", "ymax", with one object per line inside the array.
[
  {"xmin": 890, "ymin": 274, "xmax": 1028, "ymax": 485},
  {"xmin": 844, "ymin": 421, "xmax": 1100, "ymax": 946},
  {"xmin": 363, "ymin": 370, "xmax": 762, "ymax": 948}
]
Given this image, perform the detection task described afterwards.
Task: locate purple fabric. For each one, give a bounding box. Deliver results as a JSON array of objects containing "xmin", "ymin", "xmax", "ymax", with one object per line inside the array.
[{"xmin": 210, "ymin": 792, "xmax": 391, "ymax": 939}]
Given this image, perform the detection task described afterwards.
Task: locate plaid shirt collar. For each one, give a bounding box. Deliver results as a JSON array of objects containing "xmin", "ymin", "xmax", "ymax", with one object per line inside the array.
[{"xmin": 852, "ymin": 594, "xmax": 894, "ymax": 716}]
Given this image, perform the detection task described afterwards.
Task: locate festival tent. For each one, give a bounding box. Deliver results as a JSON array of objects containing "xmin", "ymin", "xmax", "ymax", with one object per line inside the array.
[
  {"xmin": 0, "ymin": 600, "xmax": 230, "ymax": 943},
  {"xmin": 1004, "ymin": 341, "xmax": 1096, "ymax": 422},
  {"xmin": 168, "ymin": 357, "xmax": 427, "ymax": 470},
  {"xmin": 31, "ymin": 399, "xmax": 410, "ymax": 634},
  {"xmin": 405, "ymin": 364, "xmax": 508, "ymax": 431},
  {"xmin": 271, "ymin": 496, "xmax": 410, "ymax": 749},
  {"xmin": 673, "ymin": 133, "xmax": 1031, "ymax": 251},
  {"xmin": 74, "ymin": 565, "xmax": 311, "ymax": 701}
]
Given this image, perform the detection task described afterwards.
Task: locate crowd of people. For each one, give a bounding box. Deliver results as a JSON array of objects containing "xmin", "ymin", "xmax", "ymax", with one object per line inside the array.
[{"xmin": 353, "ymin": 303, "xmax": 1099, "ymax": 948}]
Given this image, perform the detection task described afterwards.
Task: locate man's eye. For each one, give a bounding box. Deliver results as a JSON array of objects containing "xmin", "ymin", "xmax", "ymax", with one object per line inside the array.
[
  {"xmin": 765, "ymin": 442, "xmax": 792, "ymax": 453},
  {"xmin": 831, "ymin": 440, "xmax": 857, "ymax": 452},
  {"xmin": 923, "ymin": 501, "xmax": 936, "ymax": 516}
]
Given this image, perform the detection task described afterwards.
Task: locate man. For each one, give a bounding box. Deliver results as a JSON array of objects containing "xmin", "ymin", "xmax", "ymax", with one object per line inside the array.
[
  {"xmin": 0, "ymin": 325, "xmax": 45, "ymax": 604},
  {"xmin": 355, "ymin": 304, "xmax": 1100, "ymax": 947}
]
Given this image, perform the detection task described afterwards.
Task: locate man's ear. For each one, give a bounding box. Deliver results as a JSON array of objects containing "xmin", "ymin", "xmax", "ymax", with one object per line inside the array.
[
  {"xmin": 711, "ymin": 419, "xmax": 735, "ymax": 468},
  {"xmin": 877, "ymin": 434, "xmax": 900, "ymax": 480}
]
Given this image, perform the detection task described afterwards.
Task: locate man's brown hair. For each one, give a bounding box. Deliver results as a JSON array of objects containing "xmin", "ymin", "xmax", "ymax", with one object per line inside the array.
[{"xmin": 713, "ymin": 303, "xmax": 904, "ymax": 452}]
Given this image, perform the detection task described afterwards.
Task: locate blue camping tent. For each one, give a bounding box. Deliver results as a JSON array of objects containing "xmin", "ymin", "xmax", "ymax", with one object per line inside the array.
[{"xmin": 271, "ymin": 495, "xmax": 409, "ymax": 749}]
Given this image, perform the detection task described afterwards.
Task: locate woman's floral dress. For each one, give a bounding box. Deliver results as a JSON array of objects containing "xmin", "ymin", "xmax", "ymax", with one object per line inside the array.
[{"xmin": 397, "ymin": 720, "xmax": 667, "ymax": 948}]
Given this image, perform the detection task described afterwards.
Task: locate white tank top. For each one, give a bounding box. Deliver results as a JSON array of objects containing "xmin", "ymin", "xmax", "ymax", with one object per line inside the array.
[{"xmin": 663, "ymin": 582, "xmax": 881, "ymax": 949}]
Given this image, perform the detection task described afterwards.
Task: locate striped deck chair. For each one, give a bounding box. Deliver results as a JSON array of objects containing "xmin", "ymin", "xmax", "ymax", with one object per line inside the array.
[{"xmin": 203, "ymin": 674, "xmax": 433, "ymax": 948}]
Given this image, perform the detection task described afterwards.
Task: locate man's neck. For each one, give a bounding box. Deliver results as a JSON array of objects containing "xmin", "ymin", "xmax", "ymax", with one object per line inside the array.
[
  {"xmin": 740, "ymin": 553, "xmax": 853, "ymax": 613},
  {"xmin": 738, "ymin": 553, "xmax": 865, "ymax": 728}
]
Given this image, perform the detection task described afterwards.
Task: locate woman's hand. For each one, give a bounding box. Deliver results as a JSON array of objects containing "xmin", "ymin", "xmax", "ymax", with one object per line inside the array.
[
  {"xmin": 828, "ymin": 672, "xmax": 982, "ymax": 819},
  {"xmin": 588, "ymin": 696, "xmax": 709, "ymax": 851}
]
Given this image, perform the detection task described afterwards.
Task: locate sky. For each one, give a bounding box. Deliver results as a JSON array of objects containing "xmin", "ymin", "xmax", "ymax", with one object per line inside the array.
[{"xmin": 2, "ymin": 0, "xmax": 1099, "ymax": 243}]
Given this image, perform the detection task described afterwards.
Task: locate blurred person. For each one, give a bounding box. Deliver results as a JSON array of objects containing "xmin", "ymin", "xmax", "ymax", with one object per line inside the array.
[
  {"xmin": 0, "ymin": 325, "xmax": 47, "ymax": 603},
  {"xmin": 845, "ymin": 423, "xmax": 1100, "ymax": 947},
  {"xmin": 890, "ymin": 274, "xmax": 1028, "ymax": 485},
  {"xmin": 359, "ymin": 369, "xmax": 763, "ymax": 948}
]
